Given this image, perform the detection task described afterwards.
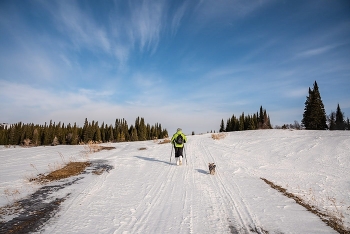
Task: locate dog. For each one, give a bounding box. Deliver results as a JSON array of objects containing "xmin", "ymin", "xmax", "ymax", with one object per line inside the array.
[{"xmin": 208, "ymin": 163, "xmax": 216, "ymax": 175}]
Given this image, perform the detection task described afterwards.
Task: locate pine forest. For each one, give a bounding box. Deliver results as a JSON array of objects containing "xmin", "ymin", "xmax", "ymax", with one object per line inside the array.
[
  {"xmin": 0, "ymin": 117, "xmax": 168, "ymax": 146},
  {"xmin": 219, "ymin": 106, "xmax": 273, "ymax": 132}
]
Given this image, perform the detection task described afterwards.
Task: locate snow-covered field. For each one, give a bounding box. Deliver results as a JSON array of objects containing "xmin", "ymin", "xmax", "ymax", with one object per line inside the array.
[{"xmin": 0, "ymin": 130, "xmax": 349, "ymax": 233}]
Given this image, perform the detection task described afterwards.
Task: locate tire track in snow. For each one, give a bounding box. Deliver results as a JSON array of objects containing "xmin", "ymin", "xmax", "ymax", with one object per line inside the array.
[
  {"xmin": 187, "ymin": 138, "xmax": 238, "ymax": 232},
  {"xmin": 128, "ymin": 143, "xmax": 195, "ymax": 233},
  {"xmin": 198, "ymin": 140, "xmax": 262, "ymax": 233},
  {"xmin": 105, "ymin": 142, "xmax": 195, "ymax": 233},
  {"xmin": 130, "ymin": 164, "xmax": 177, "ymax": 233},
  {"xmin": 114, "ymin": 165, "xmax": 172, "ymax": 232}
]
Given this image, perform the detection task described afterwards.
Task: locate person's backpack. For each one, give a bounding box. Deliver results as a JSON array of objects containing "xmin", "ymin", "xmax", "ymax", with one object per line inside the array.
[{"xmin": 176, "ymin": 134, "xmax": 183, "ymax": 144}]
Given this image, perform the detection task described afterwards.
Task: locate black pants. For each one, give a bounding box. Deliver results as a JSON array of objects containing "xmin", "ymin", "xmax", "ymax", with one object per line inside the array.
[{"xmin": 174, "ymin": 147, "xmax": 183, "ymax": 158}]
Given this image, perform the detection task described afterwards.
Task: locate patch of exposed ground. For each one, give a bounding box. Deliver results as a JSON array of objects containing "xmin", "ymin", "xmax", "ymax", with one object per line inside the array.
[
  {"xmin": 261, "ymin": 178, "xmax": 349, "ymax": 234},
  {"xmin": 89, "ymin": 160, "xmax": 114, "ymax": 175},
  {"xmin": 0, "ymin": 160, "xmax": 114, "ymax": 233},
  {"xmin": 31, "ymin": 162, "xmax": 90, "ymax": 183},
  {"xmin": 100, "ymin": 146, "xmax": 116, "ymax": 151}
]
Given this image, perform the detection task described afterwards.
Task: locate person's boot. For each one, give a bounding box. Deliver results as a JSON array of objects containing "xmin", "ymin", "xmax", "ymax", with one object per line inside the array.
[
  {"xmin": 179, "ymin": 156, "xmax": 183, "ymax": 165},
  {"xmin": 176, "ymin": 157, "xmax": 179, "ymax": 166}
]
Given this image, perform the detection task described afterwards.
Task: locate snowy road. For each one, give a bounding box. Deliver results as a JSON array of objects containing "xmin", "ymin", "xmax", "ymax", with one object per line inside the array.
[{"xmin": 1, "ymin": 130, "xmax": 349, "ymax": 233}]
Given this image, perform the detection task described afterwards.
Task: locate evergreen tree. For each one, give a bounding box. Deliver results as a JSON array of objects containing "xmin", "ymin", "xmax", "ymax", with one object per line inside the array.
[
  {"xmin": 248, "ymin": 117, "xmax": 255, "ymax": 130},
  {"xmin": 335, "ymin": 104, "xmax": 345, "ymax": 130},
  {"xmin": 146, "ymin": 124, "xmax": 151, "ymax": 140},
  {"xmin": 328, "ymin": 111, "xmax": 336, "ymax": 130},
  {"xmin": 100, "ymin": 122, "xmax": 105, "ymax": 142},
  {"xmin": 138, "ymin": 118, "xmax": 147, "ymax": 141},
  {"xmin": 108, "ymin": 125, "xmax": 114, "ymax": 142},
  {"xmin": 253, "ymin": 114, "xmax": 258, "ymax": 129},
  {"xmin": 135, "ymin": 117, "xmax": 140, "ymax": 134},
  {"xmin": 129, "ymin": 125, "xmax": 138, "ymax": 141},
  {"xmin": 94, "ymin": 122, "xmax": 102, "ymax": 142},
  {"xmin": 259, "ymin": 106, "xmax": 264, "ymax": 128},
  {"xmin": 302, "ymin": 81, "xmax": 327, "ymax": 130},
  {"xmin": 159, "ymin": 123, "xmax": 164, "ymax": 138},
  {"xmin": 219, "ymin": 119, "xmax": 225, "ymax": 132},
  {"xmin": 71, "ymin": 123, "xmax": 78, "ymax": 145},
  {"xmin": 302, "ymin": 88, "xmax": 312, "ymax": 128},
  {"xmin": 9, "ymin": 126, "xmax": 16, "ymax": 145},
  {"xmin": 118, "ymin": 132, "xmax": 126, "ymax": 142},
  {"xmin": 82, "ymin": 118, "xmax": 89, "ymax": 142},
  {"xmin": 226, "ymin": 118, "xmax": 231, "ymax": 132},
  {"xmin": 239, "ymin": 113, "xmax": 245, "ymax": 131}
]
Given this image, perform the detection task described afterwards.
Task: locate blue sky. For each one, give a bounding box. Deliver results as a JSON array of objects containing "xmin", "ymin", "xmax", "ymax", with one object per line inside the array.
[{"xmin": 1, "ymin": 0, "xmax": 349, "ymax": 134}]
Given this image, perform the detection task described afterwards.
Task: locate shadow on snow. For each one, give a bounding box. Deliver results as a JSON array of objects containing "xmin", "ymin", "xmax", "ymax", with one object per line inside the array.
[{"xmin": 134, "ymin": 156, "xmax": 172, "ymax": 165}]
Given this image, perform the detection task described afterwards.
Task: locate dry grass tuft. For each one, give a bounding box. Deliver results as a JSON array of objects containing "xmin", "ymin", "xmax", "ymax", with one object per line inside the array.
[
  {"xmin": 3, "ymin": 189, "xmax": 21, "ymax": 203},
  {"xmin": 158, "ymin": 139, "xmax": 171, "ymax": 144},
  {"xmin": 211, "ymin": 133, "xmax": 227, "ymax": 140},
  {"xmin": 45, "ymin": 162, "xmax": 90, "ymax": 181},
  {"xmin": 84, "ymin": 141, "xmax": 116, "ymax": 153}
]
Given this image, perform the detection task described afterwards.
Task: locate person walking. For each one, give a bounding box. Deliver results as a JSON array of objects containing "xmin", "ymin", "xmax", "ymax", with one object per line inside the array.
[{"xmin": 171, "ymin": 128, "xmax": 187, "ymax": 165}]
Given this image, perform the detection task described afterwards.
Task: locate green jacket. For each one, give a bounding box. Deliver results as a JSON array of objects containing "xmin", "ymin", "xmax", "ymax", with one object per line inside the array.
[{"xmin": 171, "ymin": 130, "xmax": 187, "ymax": 148}]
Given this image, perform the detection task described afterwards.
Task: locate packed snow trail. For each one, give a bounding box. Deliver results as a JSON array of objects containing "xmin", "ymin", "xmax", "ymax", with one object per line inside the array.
[{"xmin": 2, "ymin": 130, "xmax": 348, "ymax": 233}]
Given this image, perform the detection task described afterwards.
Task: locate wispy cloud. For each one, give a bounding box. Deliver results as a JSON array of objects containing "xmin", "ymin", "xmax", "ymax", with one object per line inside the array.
[
  {"xmin": 128, "ymin": 0, "xmax": 166, "ymax": 53},
  {"xmin": 50, "ymin": 1, "xmax": 111, "ymax": 53},
  {"xmin": 296, "ymin": 44, "xmax": 341, "ymax": 58},
  {"xmin": 194, "ymin": 0, "xmax": 272, "ymax": 23},
  {"xmin": 170, "ymin": 1, "xmax": 188, "ymax": 36}
]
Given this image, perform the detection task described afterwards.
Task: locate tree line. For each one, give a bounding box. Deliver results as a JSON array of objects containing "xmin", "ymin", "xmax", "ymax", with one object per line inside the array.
[
  {"xmin": 0, "ymin": 117, "xmax": 168, "ymax": 146},
  {"xmin": 302, "ymin": 81, "xmax": 349, "ymax": 130},
  {"xmin": 219, "ymin": 106, "xmax": 272, "ymax": 132}
]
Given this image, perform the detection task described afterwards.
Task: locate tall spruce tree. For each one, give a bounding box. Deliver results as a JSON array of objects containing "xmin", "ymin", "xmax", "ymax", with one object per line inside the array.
[
  {"xmin": 335, "ymin": 104, "xmax": 345, "ymax": 130},
  {"xmin": 302, "ymin": 81, "xmax": 327, "ymax": 130},
  {"xmin": 219, "ymin": 119, "xmax": 225, "ymax": 132},
  {"xmin": 129, "ymin": 125, "xmax": 138, "ymax": 141},
  {"xmin": 138, "ymin": 118, "xmax": 147, "ymax": 141}
]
